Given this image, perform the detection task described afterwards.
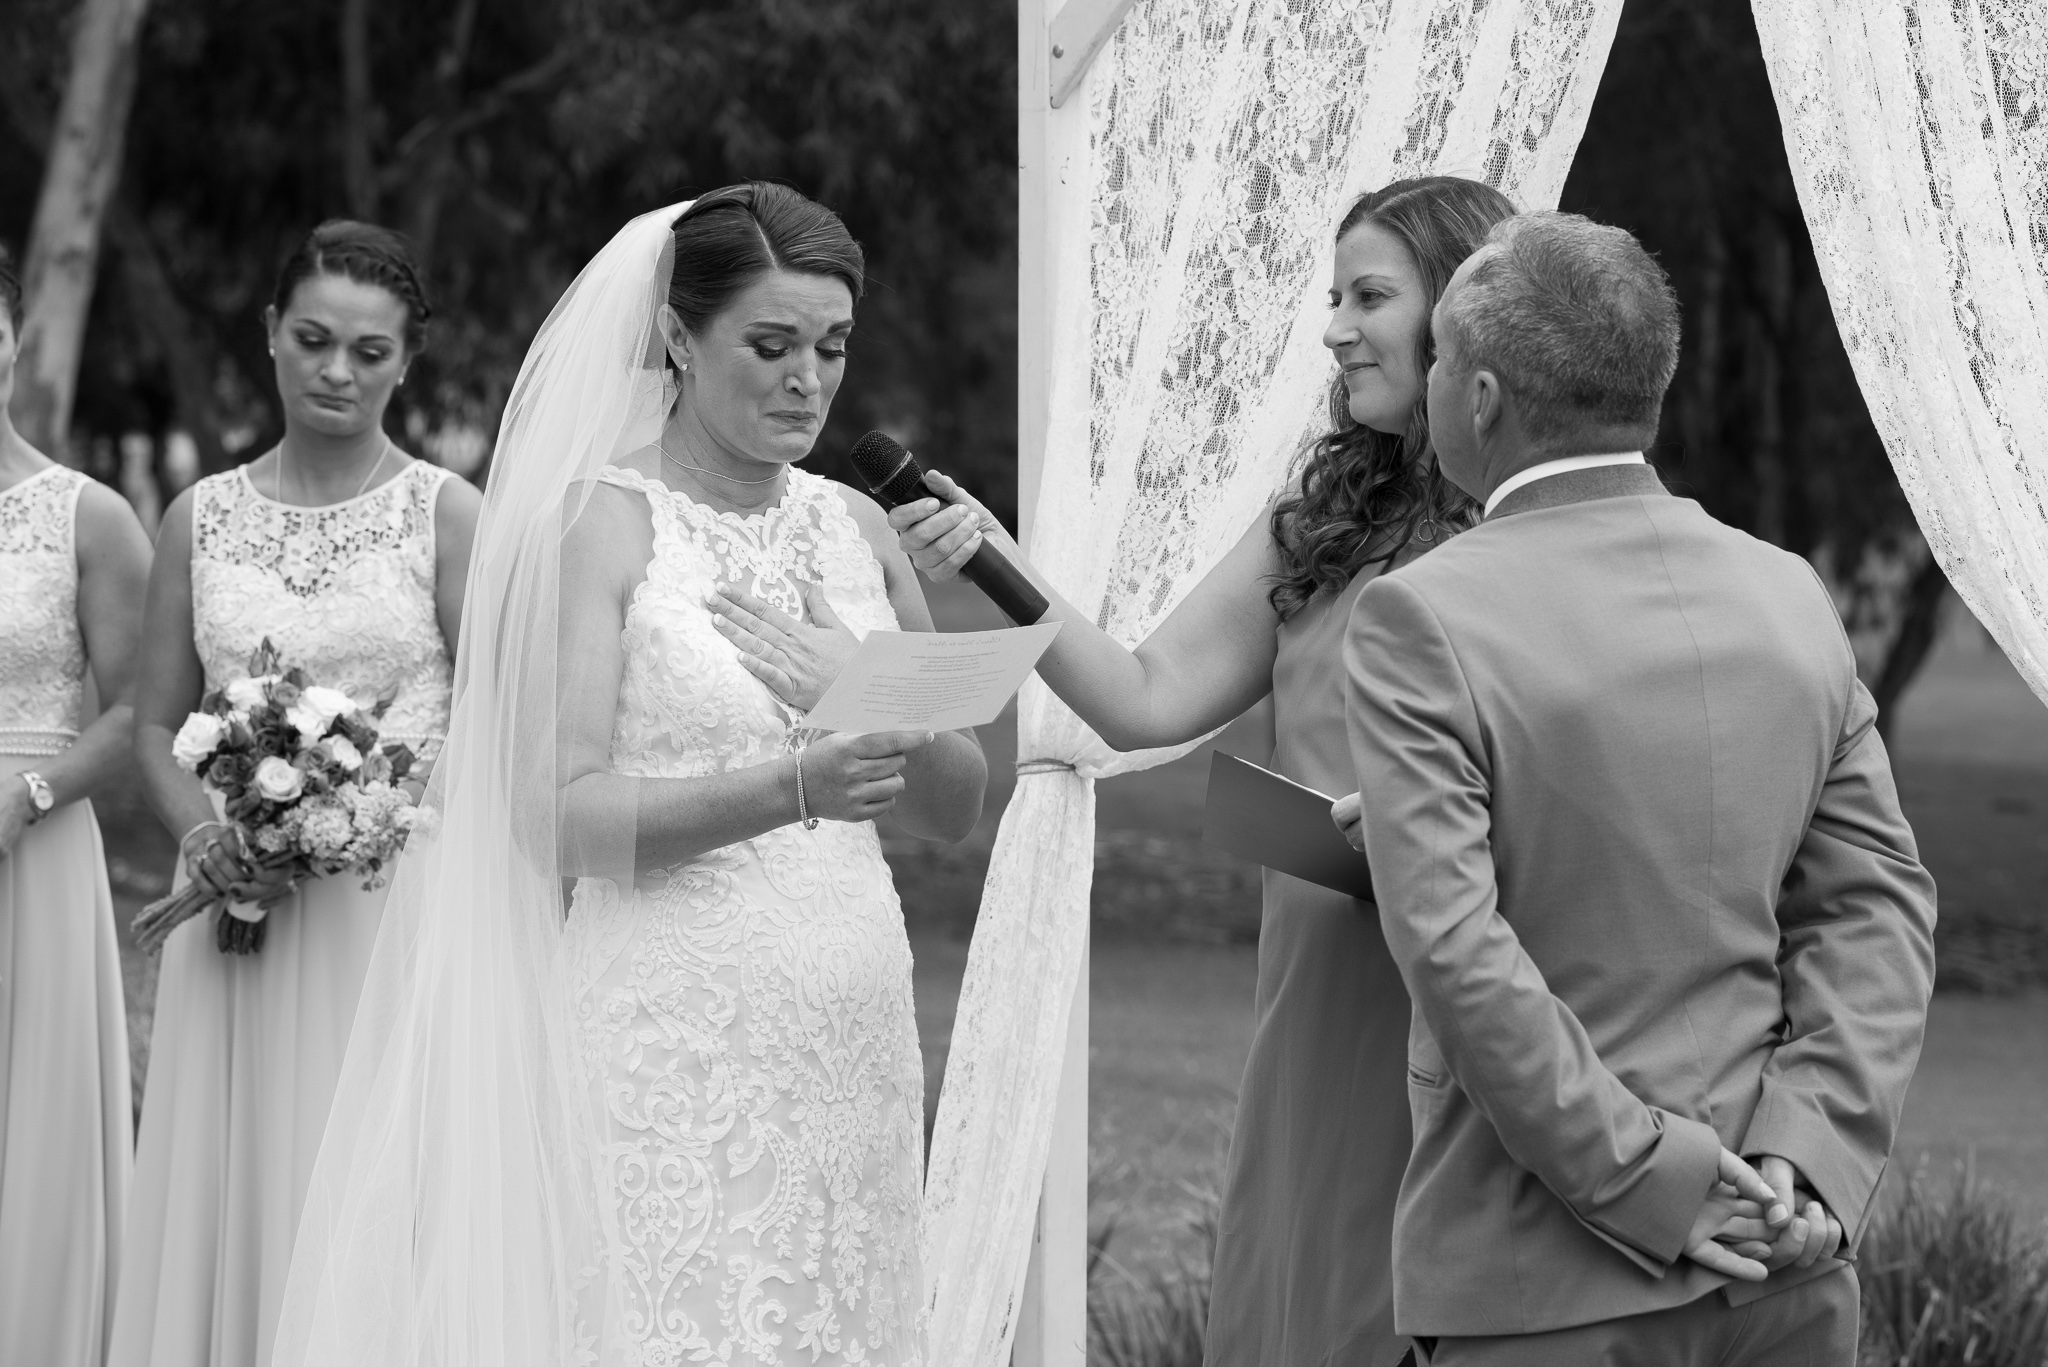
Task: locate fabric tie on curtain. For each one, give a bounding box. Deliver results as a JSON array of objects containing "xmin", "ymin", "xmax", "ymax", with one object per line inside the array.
[
  {"xmin": 1754, "ymin": 0, "xmax": 2048, "ymax": 705},
  {"xmin": 919, "ymin": 3, "xmax": 1628, "ymax": 1363}
]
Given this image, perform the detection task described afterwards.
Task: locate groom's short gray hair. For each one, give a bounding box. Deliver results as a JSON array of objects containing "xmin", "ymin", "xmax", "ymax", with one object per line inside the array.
[{"xmin": 1440, "ymin": 212, "xmax": 1680, "ymax": 441}]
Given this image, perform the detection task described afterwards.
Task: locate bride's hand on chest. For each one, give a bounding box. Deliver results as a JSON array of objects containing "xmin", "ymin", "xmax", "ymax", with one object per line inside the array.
[{"xmin": 706, "ymin": 580, "xmax": 858, "ymax": 712}]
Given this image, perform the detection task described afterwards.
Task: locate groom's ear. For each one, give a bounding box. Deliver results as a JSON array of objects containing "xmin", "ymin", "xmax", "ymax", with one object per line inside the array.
[{"xmin": 1470, "ymin": 367, "xmax": 1507, "ymax": 439}]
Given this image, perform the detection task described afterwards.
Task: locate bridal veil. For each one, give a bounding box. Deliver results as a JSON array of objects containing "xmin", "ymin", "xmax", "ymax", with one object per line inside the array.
[{"xmin": 274, "ymin": 204, "xmax": 686, "ymax": 1366}]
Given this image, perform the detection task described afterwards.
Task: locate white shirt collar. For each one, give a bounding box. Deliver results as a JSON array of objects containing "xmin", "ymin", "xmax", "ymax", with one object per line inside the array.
[{"xmin": 1483, "ymin": 452, "xmax": 1647, "ymax": 517}]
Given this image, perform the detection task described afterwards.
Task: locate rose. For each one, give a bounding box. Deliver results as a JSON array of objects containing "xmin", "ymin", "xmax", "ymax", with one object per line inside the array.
[
  {"xmin": 225, "ymin": 676, "xmax": 274, "ymax": 710},
  {"xmin": 170, "ymin": 712, "xmax": 228, "ymax": 772},
  {"xmin": 252, "ymin": 755, "xmax": 304, "ymax": 803},
  {"xmin": 205, "ymin": 750, "xmax": 256, "ymax": 792},
  {"xmin": 325, "ymin": 735, "xmax": 363, "ymax": 771},
  {"xmin": 288, "ymin": 686, "xmax": 358, "ymax": 746}
]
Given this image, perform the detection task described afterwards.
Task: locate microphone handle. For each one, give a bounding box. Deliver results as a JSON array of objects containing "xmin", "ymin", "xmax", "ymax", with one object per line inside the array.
[{"xmin": 959, "ymin": 539, "xmax": 1050, "ymax": 626}]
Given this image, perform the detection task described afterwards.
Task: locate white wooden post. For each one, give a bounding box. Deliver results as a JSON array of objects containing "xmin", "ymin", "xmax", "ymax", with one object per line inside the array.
[{"xmin": 1011, "ymin": 3, "xmax": 1127, "ymax": 1365}]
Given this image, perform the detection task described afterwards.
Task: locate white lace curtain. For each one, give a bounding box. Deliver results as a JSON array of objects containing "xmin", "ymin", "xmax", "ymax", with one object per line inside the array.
[
  {"xmin": 920, "ymin": 3, "xmax": 1627, "ymax": 1362},
  {"xmin": 1754, "ymin": 0, "xmax": 2048, "ymax": 707}
]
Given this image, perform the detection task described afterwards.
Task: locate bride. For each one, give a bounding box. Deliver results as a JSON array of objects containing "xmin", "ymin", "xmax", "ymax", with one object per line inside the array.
[{"xmin": 275, "ymin": 186, "xmax": 987, "ymax": 1366}]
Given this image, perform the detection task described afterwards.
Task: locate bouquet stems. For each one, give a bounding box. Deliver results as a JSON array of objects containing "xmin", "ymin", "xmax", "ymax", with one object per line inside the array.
[{"xmin": 131, "ymin": 882, "xmax": 215, "ymax": 954}]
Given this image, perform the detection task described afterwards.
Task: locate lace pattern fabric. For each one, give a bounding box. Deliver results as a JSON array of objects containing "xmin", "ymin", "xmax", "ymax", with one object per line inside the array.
[
  {"xmin": 565, "ymin": 465, "xmax": 926, "ymax": 1365},
  {"xmin": 0, "ymin": 466, "xmax": 89, "ymax": 757},
  {"xmin": 1754, "ymin": 0, "xmax": 2048, "ymax": 705},
  {"xmin": 190, "ymin": 461, "xmax": 455, "ymax": 757},
  {"xmin": 921, "ymin": 4, "xmax": 1626, "ymax": 1360}
]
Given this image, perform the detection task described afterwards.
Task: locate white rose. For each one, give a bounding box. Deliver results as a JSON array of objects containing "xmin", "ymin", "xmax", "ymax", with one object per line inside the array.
[
  {"xmin": 326, "ymin": 735, "xmax": 363, "ymax": 771},
  {"xmin": 253, "ymin": 755, "xmax": 304, "ymax": 803},
  {"xmin": 225, "ymin": 676, "xmax": 273, "ymax": 710},
  {"xmin": 289, "ymin": 685, "xmax": 359, "ymax": 746},
  {"xmin": 302, "ymin": 685, "xmax": 358, "ymax": 726},
  {"xmin": 170, "ymin": 712, "xmax": 228, "ymax": 772}
]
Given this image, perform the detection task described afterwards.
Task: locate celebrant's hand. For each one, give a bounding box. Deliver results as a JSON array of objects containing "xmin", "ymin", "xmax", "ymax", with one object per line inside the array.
[
  {"xmin": 796, "ymin": 730, "xmax": 936, "ymax": 825},
  {"xmin": 886, "ymin": 470, "xmax": 1007, "ymax": 583},
  {"xmin": 709, "ymin": 583, "xmax": 858, "ymax": 712},
  {"xmin": 1682, "ymin": 1148, "xmax": 1784, "ymax": 1282},
  {"xmin": 1331, "ymin": 791, "xmax": 1365, "ymax": 852}
]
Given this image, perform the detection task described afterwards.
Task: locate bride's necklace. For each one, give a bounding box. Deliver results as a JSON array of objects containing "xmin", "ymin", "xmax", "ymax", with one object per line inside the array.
[
  {"xmin": 659, "ymin": 442, "xmax": 783, "ymax": 487},
  {"xmin": 275, "ymin": 436, "xmax": 393, "ymax": 506}
]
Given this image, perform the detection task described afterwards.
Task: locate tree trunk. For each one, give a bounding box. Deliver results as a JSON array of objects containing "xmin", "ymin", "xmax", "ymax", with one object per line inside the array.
[
  {"xmin": 1872, "ymin": 551, "xmax": 1950, "ymax": 743},
  {"xmin": 341, "ymin": 0, "xmax": 380, "ymax": 220},
  {"xmin": 10, "ymin": 0, "xmax": 154, "ymax": 457}
]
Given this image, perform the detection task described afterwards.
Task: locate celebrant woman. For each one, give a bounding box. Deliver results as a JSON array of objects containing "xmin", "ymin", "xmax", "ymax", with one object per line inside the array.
[
  {"xmin": 111, "ymin": 220, "xmax": 480, "ymax": 1367},
  {"xmin": 869, "ymin": 177, "xmax": 1517, "ymax": 1367}
]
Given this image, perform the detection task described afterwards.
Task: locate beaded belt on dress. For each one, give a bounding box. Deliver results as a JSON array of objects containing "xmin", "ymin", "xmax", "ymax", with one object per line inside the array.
[{"xmin": 0, "ymin": 726, "xmax": 79, "ymax": 758}]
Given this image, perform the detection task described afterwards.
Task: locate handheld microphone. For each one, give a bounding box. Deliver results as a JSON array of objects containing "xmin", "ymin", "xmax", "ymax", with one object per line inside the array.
[{"xmin": 847, "ymin": 432, "xmax": 1051, "ymax": 626}]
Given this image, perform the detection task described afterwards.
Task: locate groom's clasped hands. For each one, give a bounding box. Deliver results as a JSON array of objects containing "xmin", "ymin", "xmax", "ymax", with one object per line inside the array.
[{"xmin": 1687, "ymin": 1149, "xmax": 1843, "ymax": 1282}]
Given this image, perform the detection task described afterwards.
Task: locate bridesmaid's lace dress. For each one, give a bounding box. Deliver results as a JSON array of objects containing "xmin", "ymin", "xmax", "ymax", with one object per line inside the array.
[
  {"xmin": 109, "ymin": 460, "xmax": 454, "ymax": 1367},
  {"xmin": 0, "ymin": 465, "xmax": 130, "ymax": 1367},
  {"xmin": 565, "ymin": 466, "xmax": 927, "ymax": 1367}
]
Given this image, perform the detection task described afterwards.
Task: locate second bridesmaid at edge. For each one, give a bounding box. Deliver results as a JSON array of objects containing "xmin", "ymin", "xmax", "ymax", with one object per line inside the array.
[
  {"xmin": 0, "ymin": 239, "xmax": 154, "ymax": 1367},
  {"xmin": 111, "ymin": 220, "xmax": 482, "ymax": 1367},
  {"xmin": 881, "ymin": 176, "xmax": 1516, "ymax": 1367}
]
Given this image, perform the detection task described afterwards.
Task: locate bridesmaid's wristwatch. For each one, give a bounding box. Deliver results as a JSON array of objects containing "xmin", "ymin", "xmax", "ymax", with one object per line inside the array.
[{"xmin": 18, "ymin": 771, "xmax": 54, "ymax": 824}]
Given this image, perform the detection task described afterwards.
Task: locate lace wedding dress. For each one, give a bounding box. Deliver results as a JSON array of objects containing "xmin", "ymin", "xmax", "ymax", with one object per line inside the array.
[
  {"xmin": 109, "ymin": 459, "xmax": 454, "ymax": 1367},
  {"xmin": 563, "ymin": 464, "xmax": 927, "ymax": 1366},
  {"xmin": 0, "ymin": 465, "xmax": 131, "ymax": 1367}
]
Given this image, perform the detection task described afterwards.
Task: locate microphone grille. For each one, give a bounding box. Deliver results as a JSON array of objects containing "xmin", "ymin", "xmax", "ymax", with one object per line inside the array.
[{"xmin": 847, "ymin": 431, "xmax": 927, "ymax": 508}]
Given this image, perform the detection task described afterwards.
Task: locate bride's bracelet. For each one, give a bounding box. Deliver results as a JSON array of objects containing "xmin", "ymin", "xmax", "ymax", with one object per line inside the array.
[{"xmin": 794, "ymin": 753, "xmax": 820, "ymax": 831}]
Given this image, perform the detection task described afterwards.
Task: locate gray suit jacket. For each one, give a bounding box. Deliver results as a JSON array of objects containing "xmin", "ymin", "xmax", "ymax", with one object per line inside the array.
[{"xmin": 1343, "ymin": 464, "xmax": 1936, "ymax": 1337}]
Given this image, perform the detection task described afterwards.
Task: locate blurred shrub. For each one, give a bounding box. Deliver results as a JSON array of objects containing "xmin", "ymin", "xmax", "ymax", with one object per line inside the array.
[{"xmin": 1858, "ymin": 1169, "xmax": 2048, "ymax": 1367}]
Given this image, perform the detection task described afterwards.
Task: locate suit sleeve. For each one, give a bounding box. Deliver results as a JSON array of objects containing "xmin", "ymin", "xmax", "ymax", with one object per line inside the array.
[
  {"xmin": 1345, "ymin": 574, "xmax": 1722, "ymax": 1275},
  {"xmin": 1740, "ymin": 677, "xmax": 1936, "ymax": 1250}
]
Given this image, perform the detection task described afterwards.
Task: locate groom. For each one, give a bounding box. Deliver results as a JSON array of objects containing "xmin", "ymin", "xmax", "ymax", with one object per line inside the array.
[{"xmin": 1344, "ymin": 212, "xmax": 1937, "ymax": 1364}]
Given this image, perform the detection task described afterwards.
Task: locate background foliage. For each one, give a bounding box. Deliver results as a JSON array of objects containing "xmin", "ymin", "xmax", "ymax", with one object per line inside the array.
[
  {"xmin": 1, "ymin": 0, "xmax": 1945, "ymax": 705},
  {"xmin": 1, "ymin": 0, "xmax": 1021, "ymax": 513}
]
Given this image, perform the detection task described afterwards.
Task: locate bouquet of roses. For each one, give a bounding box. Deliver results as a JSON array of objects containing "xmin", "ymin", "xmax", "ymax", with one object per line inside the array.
[{"xmin": 133, "ymin": 639, "xmax": 421, "ymax": 955}]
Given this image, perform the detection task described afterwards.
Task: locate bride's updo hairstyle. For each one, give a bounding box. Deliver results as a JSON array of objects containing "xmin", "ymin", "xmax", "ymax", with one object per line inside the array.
[
  {"xmin": 1268, "ymin": 176, "xmax": 1516, "ymax": 620},
  {"xmin": 664, "ymin": 183, "xmax": 865, "ymax": 361},
  {"xmin": 272, "ymin": 220, "xmax": 433, "ymax": 354}
]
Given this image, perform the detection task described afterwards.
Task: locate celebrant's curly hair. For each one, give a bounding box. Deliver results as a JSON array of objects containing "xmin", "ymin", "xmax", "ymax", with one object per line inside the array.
[{"xmin": 1268, "ymin": 176, "xmax": 1516, "ymax": 620}]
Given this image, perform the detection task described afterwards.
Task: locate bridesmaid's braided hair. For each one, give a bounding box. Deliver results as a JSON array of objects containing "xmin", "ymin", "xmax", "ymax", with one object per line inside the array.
[
  {"xmin": 272, "ymin": 220, "xmax": 433, "ymax": 353},
  {"xmin": 1267, "ymin": 177, "xmax": 1517, "ymax": 620},
  {"xmin": 0, "ymin": 242, "xmax": 22, "ymax": 330},
  {"xmin": 663, "ymin": 183, "xmax": 864, "ymax": 364}
]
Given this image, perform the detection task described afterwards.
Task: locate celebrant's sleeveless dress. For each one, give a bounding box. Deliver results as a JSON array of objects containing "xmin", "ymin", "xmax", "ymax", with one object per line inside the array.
[
  {"xmin": 564, "ymin": 466, "xmax": 927, "ymax": 1365},
  {"xmin": 109, "ymin": 460, "xmax": 454, "ymax": 1367},
  {"xmin": 1205, "ymin": 565, "xmax": 1413, "ymax": 1367},
  {"xmin": 0, "ymin": 465, "xmax": 132, "ymax": 1367}
]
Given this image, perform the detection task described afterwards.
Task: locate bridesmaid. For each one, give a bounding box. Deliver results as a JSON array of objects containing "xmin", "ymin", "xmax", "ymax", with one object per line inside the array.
[
  {"xmin": 0, "ymin": 243, "xmax": 153, "ymax": 1367},
  {"xmin": 111, "ymin": 221, "xmax": 481, "ymax": 1367},
  {"xmin": 885, "ymin": 179, "xmax": 1515, "ymax": 1367}
]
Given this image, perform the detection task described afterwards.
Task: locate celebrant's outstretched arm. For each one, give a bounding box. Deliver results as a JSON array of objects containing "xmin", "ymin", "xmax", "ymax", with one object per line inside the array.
[{"xmin": 888, "ymin": 470, "xmax": 1283, "ymax": 753}]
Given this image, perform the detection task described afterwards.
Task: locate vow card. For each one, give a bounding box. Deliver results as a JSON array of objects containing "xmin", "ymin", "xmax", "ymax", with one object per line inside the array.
[{"xmin": 802, "ymin": 622, "xmax": 1062, "ymax": 734}]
